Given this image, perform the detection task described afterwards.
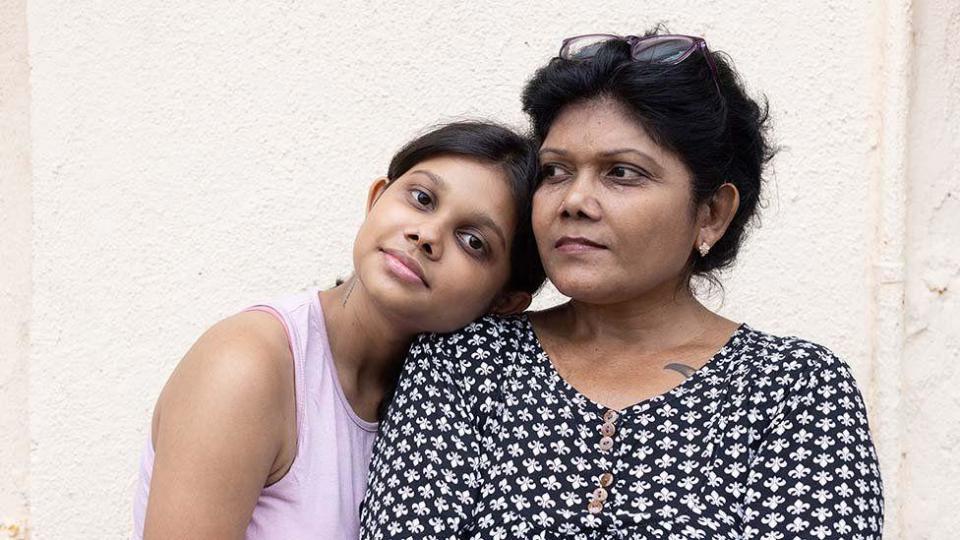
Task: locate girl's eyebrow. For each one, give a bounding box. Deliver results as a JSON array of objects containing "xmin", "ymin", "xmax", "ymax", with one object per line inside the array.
[
  {"xmin": 468, "ymin": 212, "xmax": 507, "ymax": 251},
  {"xmin": 410, "ymin": 169, "xmax": 446, "ymax": 191}
]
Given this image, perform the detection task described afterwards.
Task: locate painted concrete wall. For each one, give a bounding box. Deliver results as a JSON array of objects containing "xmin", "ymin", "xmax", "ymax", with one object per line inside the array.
[
  {"xmin": 1, "ymin": 0, "xmax": 957, "ymax": 537},
  {"xmin": 901, "ymin": 0, "xmax": 960, "ymax": 536},
  {"xmin": 0, "ymin": 0, "xmax": 31, "ymax": 537}
]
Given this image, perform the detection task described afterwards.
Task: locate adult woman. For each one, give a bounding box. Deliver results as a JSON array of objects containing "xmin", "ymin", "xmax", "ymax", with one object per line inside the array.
[
  {"xmin": 133, "ymin": 121, "xmax": 546, "ymax": 539},
  {"xmin": 361, "ymin": 32, "xmax": 883, "ymax": 539}
]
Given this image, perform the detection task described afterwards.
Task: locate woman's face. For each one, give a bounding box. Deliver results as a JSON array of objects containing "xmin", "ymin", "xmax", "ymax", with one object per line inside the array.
[
  {"xmin": 353, "ymin": 155, "xmax": 524, "ymax": 333},
  {"xmin": 532, "ymin": 98, "xmax": 700, "ymax": 304}
]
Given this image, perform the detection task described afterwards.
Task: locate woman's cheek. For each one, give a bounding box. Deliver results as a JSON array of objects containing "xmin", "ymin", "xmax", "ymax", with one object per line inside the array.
[{"xmin": 530, "ymin": 194, "xmax": 551, "ymax": 236}]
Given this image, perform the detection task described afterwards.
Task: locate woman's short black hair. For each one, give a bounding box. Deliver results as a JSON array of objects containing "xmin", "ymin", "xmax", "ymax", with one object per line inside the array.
[
  {"xmin": 521, "ymin": 28, "xmax": 776, "ymax": 284},
  {"xmin": 387, "ymin": 121, "xmax": 546, "ymax": 296}
]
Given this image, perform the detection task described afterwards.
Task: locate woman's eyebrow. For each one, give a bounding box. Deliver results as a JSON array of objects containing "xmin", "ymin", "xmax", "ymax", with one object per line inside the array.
[
  {"xmin": 540, "ymin": 146, "xmax": 663, "ymax": 175},
  {"xmin": 538, "ymin": 147, "xmax": 567, "ymax": 157},
  {"xmin": 598, "ymin": 148, "xmax": 658, "ymax": 162},
  {"xmin": 599, "ymin": 148, "xmax": 664, "ymax": 175}
]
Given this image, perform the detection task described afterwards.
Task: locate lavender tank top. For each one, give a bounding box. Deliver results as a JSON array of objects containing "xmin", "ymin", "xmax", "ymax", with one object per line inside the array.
[{"xmin": 132, "ymin": 288, "xmax": 379, "ymax": 539}]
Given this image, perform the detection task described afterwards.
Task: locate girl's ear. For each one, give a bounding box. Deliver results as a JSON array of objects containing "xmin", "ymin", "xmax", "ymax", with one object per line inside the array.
[
  {"xmin": 366, "ymin": 177, "xmax": 391, "ymax": 214},
  {"xmin": 487, "ymin": 291, "xmax": 533, "ymax": 316}
]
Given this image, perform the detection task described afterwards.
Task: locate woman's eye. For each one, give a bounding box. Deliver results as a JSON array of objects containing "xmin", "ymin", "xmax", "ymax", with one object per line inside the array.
[
  {"xmin": 411, "ymin": 189, "xmax": 433, "ymax": 207},
  {"xmin": 541, "ymin": 164, "xmax": 570, "ymax": 182},
  {"xmin": 457, "ymin": 231, "xmax": 486, "ymax": 254},
  {"xmin": 607, "ymin": 165, "xmax": 646, "ymax": 181}
]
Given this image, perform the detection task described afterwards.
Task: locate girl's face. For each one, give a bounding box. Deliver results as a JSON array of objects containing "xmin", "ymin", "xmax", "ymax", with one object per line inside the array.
[
  {"xmin": 353, "ymin": 155, "xmax": 527, "ymax": 333},
  {"xmin": 532, "ymin": 98, "xmax": 701, "ymax": 304}
]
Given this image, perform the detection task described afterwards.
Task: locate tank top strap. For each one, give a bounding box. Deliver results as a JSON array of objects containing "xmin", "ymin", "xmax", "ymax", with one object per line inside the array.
[{"xmin": 244, "ymin": 288, "xmax": 321, "ymax": 457}]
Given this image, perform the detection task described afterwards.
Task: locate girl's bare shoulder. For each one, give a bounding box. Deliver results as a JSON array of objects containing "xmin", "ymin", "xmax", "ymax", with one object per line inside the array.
[{"xmin": 152, "ymin": 310, "xmax": 294, "ymax": 447}]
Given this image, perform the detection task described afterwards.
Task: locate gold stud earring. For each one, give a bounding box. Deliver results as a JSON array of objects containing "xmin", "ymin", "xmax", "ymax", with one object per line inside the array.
[{"xmin": 698, "ymin": 242, "xmax": 711, "ymax": 257}]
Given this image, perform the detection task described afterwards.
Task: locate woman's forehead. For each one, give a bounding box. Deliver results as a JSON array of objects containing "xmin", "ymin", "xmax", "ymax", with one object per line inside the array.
[
  {"xmin": 548, "ymin": 112, "xmax": 674, "ymax": 171},
  {"xmin": 545, "ymin": 100, "xmax": 655, "ymax": 151}
]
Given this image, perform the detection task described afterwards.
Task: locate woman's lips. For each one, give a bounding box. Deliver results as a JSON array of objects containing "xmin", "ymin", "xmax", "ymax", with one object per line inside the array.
[
  {"xmin": 555, "ymin": 236, "xmax": 607, "ymax": 253},
  {"xmin": 382, "ymin": 249, "xmax": 429, "ymax": 287}
]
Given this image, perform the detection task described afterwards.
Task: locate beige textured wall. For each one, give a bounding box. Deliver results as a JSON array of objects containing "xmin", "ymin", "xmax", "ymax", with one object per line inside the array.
[
  {"xmin": 902, "ymin": 0, "xmax": 960, "ymax": 536},
  {"xmin": 0, "ymin": 0, "xmax": 31, "ymax": 537},
  {"xmin": 1, "ymin": 0, "xmax": 957, "ymax": 538}
]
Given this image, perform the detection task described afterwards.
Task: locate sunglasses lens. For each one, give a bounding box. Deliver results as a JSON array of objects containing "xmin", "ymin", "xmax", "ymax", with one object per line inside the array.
[
  {"xmin": 562, "ymin": 35, "xmax": 617, "ymax": 60},
  {"xmin": 632, "ymin": 36, "xmax": 697, "ymax": 64}
]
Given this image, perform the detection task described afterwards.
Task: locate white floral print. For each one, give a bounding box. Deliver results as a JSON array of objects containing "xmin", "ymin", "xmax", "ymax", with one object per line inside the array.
[{"xmin": 360, "ymin": 315, "xmax": 883, "ymax": 540}]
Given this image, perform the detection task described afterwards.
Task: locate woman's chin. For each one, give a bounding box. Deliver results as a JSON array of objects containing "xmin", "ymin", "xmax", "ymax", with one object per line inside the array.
[{"xmin": 551, "ymin": 277, "xmax": 623, "ymax": 304}]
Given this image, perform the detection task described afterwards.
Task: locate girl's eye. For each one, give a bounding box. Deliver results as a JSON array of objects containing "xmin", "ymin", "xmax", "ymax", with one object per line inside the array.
[
  {"xmin": 411, "ymin": 189, "xmax": 433, "ymax": 207},
  {"xmin": 457, "ymin": 231, "xmax": 487, "ymax": 255}
]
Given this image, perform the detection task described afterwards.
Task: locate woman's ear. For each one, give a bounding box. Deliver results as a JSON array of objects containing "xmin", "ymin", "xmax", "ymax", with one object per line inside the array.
[
  {"xmin": 487, "ymin": 291, "xmax": 533, "ymax": 316},
  {"xmin": 696, "ymin": 183, "xmax": 740, "ymax": 249},
  {"xmin": 366, "ymin": 177, "xmax": 391, "ymax": 214}
]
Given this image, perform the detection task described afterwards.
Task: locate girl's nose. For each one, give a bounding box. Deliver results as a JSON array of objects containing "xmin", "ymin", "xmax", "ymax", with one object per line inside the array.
[{"xmin": 405, "ymin": 227, "xmax": 441, "ymax": 259}]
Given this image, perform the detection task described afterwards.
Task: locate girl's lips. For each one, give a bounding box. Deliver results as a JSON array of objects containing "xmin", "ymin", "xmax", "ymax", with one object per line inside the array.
[{"xmin": 382, "ymin": 249, "xmax": 428, "ymax": 287}]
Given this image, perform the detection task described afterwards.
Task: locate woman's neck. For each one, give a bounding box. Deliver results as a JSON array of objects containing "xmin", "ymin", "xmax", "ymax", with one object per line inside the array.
[{"xmin": 557, "ymin": 282, "xmax": 724, "ymax": 354}]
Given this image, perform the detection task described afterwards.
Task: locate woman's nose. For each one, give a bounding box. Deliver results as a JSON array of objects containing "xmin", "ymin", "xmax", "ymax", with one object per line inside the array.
[{"xmin": 559, "ymin": 175, "xmax": 601, "ymax": 220}]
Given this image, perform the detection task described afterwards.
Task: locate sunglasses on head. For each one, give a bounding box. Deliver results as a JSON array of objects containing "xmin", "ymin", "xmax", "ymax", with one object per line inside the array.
[{"xmin": 558, "ymin": 34, "xmax": 721, "ymax": 96}]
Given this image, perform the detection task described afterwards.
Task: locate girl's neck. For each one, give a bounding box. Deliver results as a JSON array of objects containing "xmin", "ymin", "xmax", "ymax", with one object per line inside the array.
[{"xmin": 318, "ymin": 276, "xmax": 413, "ymax": 403}]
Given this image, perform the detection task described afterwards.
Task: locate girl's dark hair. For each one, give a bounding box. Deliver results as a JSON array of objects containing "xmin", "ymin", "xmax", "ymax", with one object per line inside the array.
[
  {"xmin": 386, "ymin": 121, "xmax": 546, "ymax": 295},
  {"xmin": 521, "ymin": 29, "xmax": 776, "ymax": 284}
]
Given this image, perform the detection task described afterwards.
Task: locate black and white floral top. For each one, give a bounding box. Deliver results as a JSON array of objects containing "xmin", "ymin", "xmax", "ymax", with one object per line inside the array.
[{"xmin": 360, "ymin": 315, "xmax": 884, "ymax": 540}]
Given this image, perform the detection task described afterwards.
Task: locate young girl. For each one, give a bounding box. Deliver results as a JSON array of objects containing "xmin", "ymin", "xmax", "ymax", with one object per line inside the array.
[{"xmin": 132, "ymin": 121, "xmax": 546, "ymax": 539}]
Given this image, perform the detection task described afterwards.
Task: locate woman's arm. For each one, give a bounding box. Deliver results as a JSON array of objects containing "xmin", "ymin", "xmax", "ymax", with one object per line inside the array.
[
  {"xmin": 143, "ymin": 311, "xmax": 295, "ymax": 540},
  {"xmin": 360, "ymin": 335, "xmax": 485, "ymax": 540},
  {"xmin": 740, "ymin": 352, "xmax": 884, "ymax": 539}
]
